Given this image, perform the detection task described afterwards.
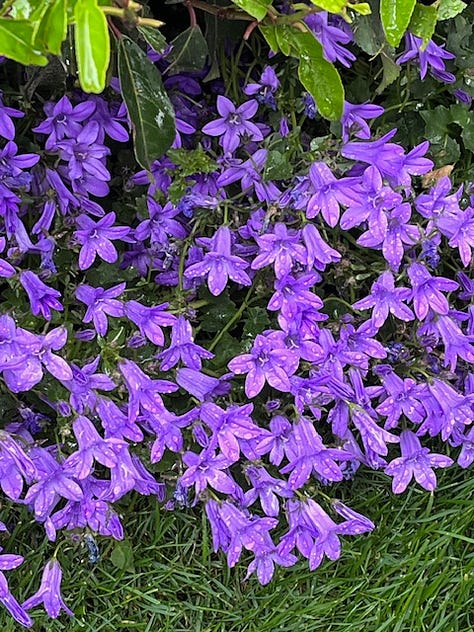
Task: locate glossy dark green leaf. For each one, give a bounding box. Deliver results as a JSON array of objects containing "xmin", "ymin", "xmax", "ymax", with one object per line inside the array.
[
  {"xmin": 0, "ymin": 18, "xmax": 48, "ymax": 65},
  {"xmin": 408, "ymin": 3, "xmax": 437, "ymax": 46},
  {"xmin": 74, "ymin": 0, "xmax": 110, "ymax": 93},
  {"xmin": 35, "ymin": 0, "xmax": 67, "ymax": 55},
  {"xmin": 293, "ymin": 30, "xmax": 344, "ymax": 120},
  {"xmin": 166, "ymin": 25, "xmax": 208, "ymax": 75},
  {"xmin": 258, "ymin": 25, "xmax": 279, "ymax": 53},
  {"xmin": 231, "ymin": 0, "xmax": 270, "ymax": 21},
  {"xmin": 263, "ymin": 150, "xmax": 292, "ymax": 181},
  {"xmin": 138, "ymin": 25, "xmax": 167, "ymax": 54},
  {"xmin": 380, "ymin": 0, "xmax": 416, "ymax": 47},
  {"xmin": 118, "ymin": 35, "xmax": 176, "ymax": 170}
]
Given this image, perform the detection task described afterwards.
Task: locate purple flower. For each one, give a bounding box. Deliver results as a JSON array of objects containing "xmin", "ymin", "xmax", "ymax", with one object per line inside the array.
[
  {"xmin": 157, "ymin": 316, "xmax": 213, "ymax": 370},
  {"xmin": 135, "ymin": 198, "xmax": 187, "ymax": 245},
  {"xmin": 175, "ymin": 367, "xmax": 230, "ymax": 401},
  {"xmin": 22, "ymin": 559, "xmax": 73, "ymax": 619},
  {"xmin": 60, "ymin": 356, "xmax": 116, "ymax": 413},
  {"xmin": 56, "ymin": 120, "xmax": 110, "ymax": 181},
  {"xmin": 407, "ymin": 262, "xmax": 458, "ymax": 320},
  {"xmin": 301, "ymin": 223, "xmax": 341, "ymax": 271},
  {"xmin": 384, "ymin": 429, "xmax": 453, "ymax": 494},
  {"xmin": 228, "ymin": 330, "xmax": 300, "ymax": 398},
  {"xmin": 243, "ymin": 66, "xmax": 279, "ymax": 110},
  {"xmin": 243, "ymin": 465, "xmax": 293, "ymax": 517},
  {"xmin": 201, "ymin": 96, "xmax": 263, "ymax": 153},
  {"xmin": 23, "ymin": 447, "xmax": 83, "ymax": 520},
  {"xmin": 340, "ymin": 101, "xmax": 384, "ymax": 142},
  {"xmin": 76, "ymin": 282, "xmax": 125, "ymax": 336},
  {"xmin": 63, "ymin": 416, "xmax": 126, "ymax": 479},
  {"xmin": 180, "ymin": 448, "xmax": 236, "ymax": 497},
  {"xmin": 124, "ymin": 300, "xmax": 176, "ymax": 346},
  {"xmin": 0, "ymin": 92, "xmax": 24, "ymax": 141},
  {"xmin": 119, "ymin": 359, "xmax": 178, "ymax": 422},
  {"xmin": 0, "ymin": 548, "xmax": 32, "ymax": 627},
  {"xmin": 20, "ymin": 271, "xmax": 63, "ymax": 320},
  {"xmin": 33, "ymin": 95, "xmax": 95, "ymax": 149},
  {"xmin": 304, "ymin": 12, "xmax": 355, "ymax": 68},
  {"xmin": 374, "ymin": 365, "xmax": 427, "ymax": 429},
  {"xmin": 184, "ymin": 225, "xmax": 251, "ymax": 296},
  {"xmin": 74, "ymin": 211, "xmax": 131, "ymax": 270},
  {"xmin": 438, "ymin": 206, "xmax": 474, "ymax": 267},
  {"xmin": 252, "ymin": 223, "xmax": 307, "ymax": 278},
  {"xmin": 352, "ymin": 271, "xmax": 414, "ymax": 328},
  {"xmin": 397, "ymin": 33, "xmax": 456, "ymax": 83},
  {"xmin": 200, "ymin": 402, "xmax": 261, "ymax": 462}
]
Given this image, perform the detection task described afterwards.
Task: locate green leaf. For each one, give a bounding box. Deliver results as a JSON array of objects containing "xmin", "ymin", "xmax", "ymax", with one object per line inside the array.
[
  {"xmin": 437, "ymin": 0, "xmax": 466, "ymax": 20},
  {"xmin": 0, "ymin": 18, "xmax": 48, "ymax": 65},
  {"xmin": 293, "ymin": 31, "xmax": 344, "ymax": 120},
  {"xmin": 138, "ymin": 25, "xmax": 167, "ymax": 54},
  {"xmin": 259, "ymin": 25, "xmax": 279, "ymax": 53},
  {"xmin": 263, "ymin": 150, "xmax": 292, "ymax": 181},
  {"xmin": 35, "ymin": 0, "xmax": 67, "ymax": 55},
  {"xmin": 274, "ymin": 24, "xmax": 293, "ymax": 56},
  {"xmin": 110, "ymin": 540, "xmax": 135, "ymax": 572},
  {"xmin": 380, "ymin": 0, "xmax": 416, "ymax": 47},
  {"xmin": 231, "ymin": 0, "xmax": 270, "ymax": 21},
  {"xmin": 408, "ymin": 3, "xmax": 437, "ymax": 46},
  {"xmin": 242, "ymin": 307, "xmax": 271, "ymax": 340},
  {"xmin": 74, "ymin": 0, "xmax": 110, "ymax": 93},
  {"xmin": 309, "ymin": 0, "xmax": 346, "ymax": 12},
  {"xmin": 166, "ymin": 25, "xmax": 208, "ymax": 75},
  {"xmin": 351, "ymin": 3, "xmax": 372, "ymax": 15},
  {"xmin": 462, "ymin": 117, "xmax": 474, "ymax": 152},
  {"xmin": 376, "ymin": 50, "xmax": 401, "ymax": 93},
  {"xmin": 118, "ymin": 35, "xmax": 176, "ymax": 170}
]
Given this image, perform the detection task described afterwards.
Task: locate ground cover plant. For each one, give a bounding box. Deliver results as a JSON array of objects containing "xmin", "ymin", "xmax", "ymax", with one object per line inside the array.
[{"xmin": 0, "ymin": 0, "xmax": 472, "ymax": 627}]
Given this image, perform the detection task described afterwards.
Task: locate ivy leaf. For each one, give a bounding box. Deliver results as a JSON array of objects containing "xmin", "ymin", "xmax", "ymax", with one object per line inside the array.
[
  {"xmin": 166, "ymin": 25, "xmax": 208, "ymax": 75},
  {"xmin": 380, "ymin": 0, "xmax": 416, "ymax": 47},
  {"xmin": 138, "ymin": 25, "xmax": 167, "ymax": 54},
  {"xmin": 263, "ymin": 150, "xmax": 292, "ymax": 181},
  {"xmin": 408, "ymin": 3, "xmax": 437, "ymax": 46},
  {"xmin": 437, "ymin": 0, "xmax": 466, "ymax": 20},
  {"xmin": 0, "ymin": 18, "xmax": 48, "ymax": 65},
  {"xmin": 118, "ymin": 35, "xmax": 176, "ymax": 170},
  {"xmin": 231, "ymin": 0, "xmax": 270, "ymax": 21},
  {"xmin": 74, "ymin": 0, "xmax": 110, "ymax": 93},
  {"xmin": 35, "ymin": 0, "xmax": 67, "ymax": 56}
]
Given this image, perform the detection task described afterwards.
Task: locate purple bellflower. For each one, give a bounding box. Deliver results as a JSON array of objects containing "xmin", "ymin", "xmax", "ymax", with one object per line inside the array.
[
  {"xmin": 124, "ymin": 300, "xmax": 176, "ymax": 346},
  {"xmin": 76, "ymin": 282, "xmax": 125, "ymax": 336},
  {"xmin": 384, "ymin": 429, "xmax": 453, "ymax": 493},
  {"xmin": 22, "ymin": 559, "xmax": 73, "ymax": 619},
  {"xmin": 0, "ymin": 548, "xmax": 32, "ymax": 627},
  {"xmin": 20, "ymin": 271, "xmax": 63, "ymax": 320},
  {"xmin": 0, "ymin": 92, "xmax": 24, "ymax": 141},
  {"xmin": 352, "ymin": 271, "xmax": 414, "ymax": 328},
  {"xmin": 74, "ymin": 211, "xmax": 131, "ymax": 270},
  {"xmin": 184, "ymin": 225, "xmax": 251, "ymax": 296},
  {"xmin": 340, "ymin": 101, "xmax": 384, "ymax": 142},
  {"xmin": 397, "ymin": 33, "xmax": 456, "ymax": 83},
  {"xmin": 407, "ymin": 262, "xmax": 458, "ymax": 320},
  {"xmin": 228, "ymin": 330, "xmax": 300, "ymax": 398},
  {"xmin": 252, "ymin": 223, "xmax": 307, "ymax": 278},
  {"xmin": 33, "ymin": 95, "xmax": 95, "ymax": 149},
  {"xmin": 157, "ymin": 316, "xmax": 213, "ymax": 371},
  {"xmin": 304, "ymin": 12, "xmax": 356, "ymax": 68},
  {"xmin": 243, "ymin": 66, "xmax": 279, "ymax": 109},
  {"xmin": 201, "ymin": 96, "xmax": 263, "ymax": 153}
]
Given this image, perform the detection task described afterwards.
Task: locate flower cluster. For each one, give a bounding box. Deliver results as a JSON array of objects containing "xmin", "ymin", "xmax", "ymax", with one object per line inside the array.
[{"xmin": 0, "ymin": 10, "xmax": 470, "ymax": 627}]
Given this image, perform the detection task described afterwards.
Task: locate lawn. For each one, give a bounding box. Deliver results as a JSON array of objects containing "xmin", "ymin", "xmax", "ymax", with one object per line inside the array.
[{"xmin": 4, "ymin": 466, "xmax": 473, "ymax": 631}]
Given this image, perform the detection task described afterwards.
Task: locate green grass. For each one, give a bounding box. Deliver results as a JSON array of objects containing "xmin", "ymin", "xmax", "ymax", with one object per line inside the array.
[{"xmin": 2, "ymin": 466, "xmax": 473, "ymax": 631}]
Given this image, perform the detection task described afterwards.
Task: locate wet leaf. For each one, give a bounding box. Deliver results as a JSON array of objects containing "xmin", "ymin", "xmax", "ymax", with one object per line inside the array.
[
  {"xmin": 166, "ymin": 25, "xmax": 208, "ymax": 75},
  {"xmin": 74, "ymin": 0, "xmax": 110, "ymax": 93},
  {"xmin": 380, "ymin": 0, "xmax": 416, "ymax": 47},
  {"xmin": 118, "ymin": 35, "xmax": 176, "ymax": 170}
]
